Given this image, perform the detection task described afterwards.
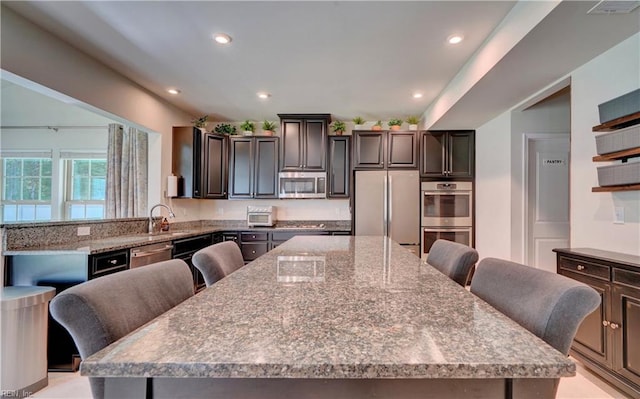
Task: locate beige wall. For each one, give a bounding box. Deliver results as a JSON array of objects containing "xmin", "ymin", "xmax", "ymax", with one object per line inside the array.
[{"xmin": 475, "ymin": 32, "xmax": 640, "ymax": 261}]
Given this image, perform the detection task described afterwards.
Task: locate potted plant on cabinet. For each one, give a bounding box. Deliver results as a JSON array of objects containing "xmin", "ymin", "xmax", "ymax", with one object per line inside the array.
[
  {"xmin": 331, "ymin": 120, "xmax": 346, "ymax": 136},
  {"xmin": 262, "ymin": 120, "xmax": 277, "ymax": 136},
  {"xmin": 191, "ymin": 115, "xmax": 209, "ymax": 131},
  {"xmin": 407, "ymin": 116, "xmax": 419, "ymax": 131},
  {"xmin": 388, "ymin": 118, "xmax": 403, "ymax": 131},
  {"xmin": 372, "ymin": 120, "xmax": 383, "ymax": 131},
  {"xmin": 240, "ymin": 120, "xmax": 255, "ymax": 136},
  {"xmin": 213, "ymin": 123, "xmax": 237, "ymax": 135},
  {"xmin": 352, "ymin": 116, "xmax": 365, "ymax": 130}
]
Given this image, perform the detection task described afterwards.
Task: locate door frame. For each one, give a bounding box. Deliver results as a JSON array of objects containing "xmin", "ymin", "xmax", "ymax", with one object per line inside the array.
[{"xmin": 522, "ymin": 133, "xmax": 570, "ymax": 267}]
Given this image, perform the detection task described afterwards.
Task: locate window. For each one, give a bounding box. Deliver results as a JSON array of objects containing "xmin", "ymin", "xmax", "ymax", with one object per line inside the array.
[
  {"xmin": 64, "ymin": 159, "xmax": 107, "ymax": 219},
  {"xmin": 1, "ymin": 158, "xmax": 53, "ymax": 222}
]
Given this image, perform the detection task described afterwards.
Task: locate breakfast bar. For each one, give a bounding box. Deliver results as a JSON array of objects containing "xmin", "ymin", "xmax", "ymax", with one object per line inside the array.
[{"xmin": 81, "ymin": 236, "xmax": 575, "ymax": 398}]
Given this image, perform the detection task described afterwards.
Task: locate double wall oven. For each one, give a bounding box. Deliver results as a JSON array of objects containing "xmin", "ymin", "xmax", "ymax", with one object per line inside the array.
[{"xmin": 421, "ymin": 181, "xmax": 473, "ymax": 259}]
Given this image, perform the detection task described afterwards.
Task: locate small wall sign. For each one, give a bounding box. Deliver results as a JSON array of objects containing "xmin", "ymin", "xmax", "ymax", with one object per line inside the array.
[{"xmin": 543, "ymin": 159, "xmax": 566, "ymax": 166}]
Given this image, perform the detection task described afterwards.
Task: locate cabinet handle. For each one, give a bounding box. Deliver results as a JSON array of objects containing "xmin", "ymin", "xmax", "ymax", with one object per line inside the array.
[
  {"xmin": 576, "ymin": 265, "xmax": 585, "ymax": 271},
  {"xmin": 252, "ymin": 235, "xmax": 256, "ymax": 238},
  {"xmin": 109, "ymin": 259, "xmax": 118, "ymax": 265},
  {"xmin": 602, "ymin": 320, "xmax": 610, "ymax": 327},
  {"xmin": 610, "ymin": 323, "xmax": 620, "ymax": 330},
  {"xmin": 252, "ymin": 250, "xmax": 256, "ymax": 254}
]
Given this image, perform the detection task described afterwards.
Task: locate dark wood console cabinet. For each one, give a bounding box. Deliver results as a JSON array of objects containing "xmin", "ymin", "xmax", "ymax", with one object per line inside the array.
[{"xmin": 555, "ymin": 248, "xmax": 640, "ymax": 398}]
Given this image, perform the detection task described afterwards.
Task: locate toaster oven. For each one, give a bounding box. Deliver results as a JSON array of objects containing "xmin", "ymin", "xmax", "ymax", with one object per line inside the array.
[{"xmin": 247, "ymin": 206, "xmax": 275, "ymax": 227}]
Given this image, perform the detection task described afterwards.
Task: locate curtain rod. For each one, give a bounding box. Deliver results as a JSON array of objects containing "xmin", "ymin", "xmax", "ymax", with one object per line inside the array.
[{"xmin": 0, "ymin": 125, "xmax": 108, "ymax": 132}]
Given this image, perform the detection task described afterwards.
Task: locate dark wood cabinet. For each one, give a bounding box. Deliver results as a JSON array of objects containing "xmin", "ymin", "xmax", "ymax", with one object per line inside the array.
[
  {"xmin": 353, "ymin": 130, "xmax": 417, "ymax": 170},
  {"xmin": 89, "ymin": 249, "xmax": 129, "ymax": 280},
  {"xmin": 279, "ymin": 114, "xmax": 330, "ymax": 171},
  {"xmin": 328, "ymin": 136, "xmax": 350, "ymax": 198},
  {"xmin": 228, "ymin": 137, "xmax": 279, "ymax": 199},
  {"xmin": 555, "ymin": 248, "xmax": 640, "ymax": 398},
  {"xmin": 172, "ymin": 127, "xmax": 227, "ymax": 199},
  {"xmin": 421, "ymin": 130, "xmax": 474, "ymax": 178}
]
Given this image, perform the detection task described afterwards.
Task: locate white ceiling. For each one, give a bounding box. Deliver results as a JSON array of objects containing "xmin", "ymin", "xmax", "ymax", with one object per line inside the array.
[{"xmin": 2, "ymin": 1, "xmax": 640, "ymax": 128}]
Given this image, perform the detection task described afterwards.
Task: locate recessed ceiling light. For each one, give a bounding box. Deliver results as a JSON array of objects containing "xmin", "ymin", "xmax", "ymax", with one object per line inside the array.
[
  {"xmin": 448, "ymin": 35, "xmax": 464, "ymax": 45},
  {"xmin": 257, "ymin": 92, "xmax": 271, "ymax": 99},
  {"xmin": 214, "ymin": 33, "xmax": 232, "ymax": 45},
  {"xmin": 167, "ymin": 88, "xmax": 181, "ymax": 95},
  {"xmin": 412, "ymin": 93, "xmax": 423, "ymax": 99}
]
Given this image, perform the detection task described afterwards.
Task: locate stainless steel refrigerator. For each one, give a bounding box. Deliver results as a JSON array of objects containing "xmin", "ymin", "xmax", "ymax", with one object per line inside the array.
[{"xmin": 354, "ymin": 170, "xmax": 420, "ymax": 256}]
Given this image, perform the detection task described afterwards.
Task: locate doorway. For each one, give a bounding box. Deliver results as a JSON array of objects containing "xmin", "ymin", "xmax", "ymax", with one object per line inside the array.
[{"xmin": 524, "ymin": 134, "xmax": 570, "ymax": 272}]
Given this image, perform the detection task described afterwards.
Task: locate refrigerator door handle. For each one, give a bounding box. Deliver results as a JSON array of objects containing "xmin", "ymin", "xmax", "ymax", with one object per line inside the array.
[
  {"xmin": 383, "ymin": 176, "xmax": 388, "ymax": 237},
  {"xmin": 388, "ymin": 175, "xmax": 393, "ymax": 239}
]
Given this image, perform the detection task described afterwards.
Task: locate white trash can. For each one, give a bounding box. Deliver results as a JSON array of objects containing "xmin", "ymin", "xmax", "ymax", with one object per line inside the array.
[{"xmin": 1, "ymin": 286, "xmax": 56, "ymax": 398}]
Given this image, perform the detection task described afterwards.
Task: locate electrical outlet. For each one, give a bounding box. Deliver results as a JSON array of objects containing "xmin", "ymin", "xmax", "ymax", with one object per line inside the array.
[
  {"xmin": 77, "ymin": 226, "xmax": 91, "ymax": 236},
  {"xmin": 614, "ymin": 207, "xmax": 625, "ymax": 224}
]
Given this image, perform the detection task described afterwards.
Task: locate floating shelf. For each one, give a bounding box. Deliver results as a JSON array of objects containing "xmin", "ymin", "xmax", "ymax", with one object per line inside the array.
[
  {"xmin": 592, "ymin": 184, "xmax": 640, "ymax": 192},
  {"xmin": 593, "ymin": 147, "xmax": 640, "ymax": 162},
  {"xmin": 592, "ymin": 111, "xmax": 640, "ymax": 132}
]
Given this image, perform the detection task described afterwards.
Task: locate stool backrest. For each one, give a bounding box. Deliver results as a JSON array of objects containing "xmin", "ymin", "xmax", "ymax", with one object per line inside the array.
[
  {"xmin": 192, "ymin": 241, "xmax": 244, "ymax": 287},
  {"xmin": 426, "ymin": 239, "xmax": 479, "ymax": 286},
  {"xmin": 50, "ymin": 259, "xmax": 194, "ymax": 399},
  {"xmin": 470, "ymin": 257, "xmax": 601, "ymax": 356}
]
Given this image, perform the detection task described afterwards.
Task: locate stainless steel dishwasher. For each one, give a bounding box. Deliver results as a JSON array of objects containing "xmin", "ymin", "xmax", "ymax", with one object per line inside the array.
[{"xmin": 130, "ymin": 242, "xmax": 174, "ymax": 268}]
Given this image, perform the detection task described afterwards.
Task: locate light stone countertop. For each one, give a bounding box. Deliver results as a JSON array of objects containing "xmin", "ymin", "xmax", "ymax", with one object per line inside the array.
[
  {"xmin": 81, "ymin": 236, "xmax": 575, "ymax": 380},
  {"xmin": 2, "ymin": 220, "xmax": 350, "ymax": 255}
]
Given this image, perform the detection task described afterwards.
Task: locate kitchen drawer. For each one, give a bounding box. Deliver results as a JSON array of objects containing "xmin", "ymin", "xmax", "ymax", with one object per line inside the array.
[
  {"xmin": 222, "ymin": 232, "xmax": 239, "ymax": 242},
  {"xmin": 241, "ymin": 243, "xmax": 269, "ymax": 261},
  {"xmin": 240, "ymin": 232, "xmax": 269, "ymax": 242},
  {"xmin": 91, "ymin": 249, "xmax": 129, "ymax": 278},
  {"xmin": 172, "ymin": 234, "xmax": 213, "ymax": 256},
  {"xmin": 613, "ymin": 268, "xmax": 640, "ymax": 289},
  {"xmin": 559, "ymin": 256, "xmax": 610, "ymax": 281}
]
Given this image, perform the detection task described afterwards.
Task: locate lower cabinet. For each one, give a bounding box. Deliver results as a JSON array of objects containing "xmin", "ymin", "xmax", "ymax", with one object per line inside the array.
[
  {"xmin": 172, "ymin": 233, "xmax": 216, "ymax": 292},
  {"xmin": 89, "ymin": 249, "xmax": 130, "ymax": 280},
  {"xmin": 239, "ymin": 232, "xmax": 269, "ymax": 263},
  {"xmin": 555, "ymin": 248, "xmax": 640, "ymax": 398}
]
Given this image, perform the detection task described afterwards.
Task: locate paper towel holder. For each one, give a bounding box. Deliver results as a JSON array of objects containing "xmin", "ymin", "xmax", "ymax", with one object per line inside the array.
[{"xmin": 167, "ymin": 174, "xmax": 179, "ymax": 198}]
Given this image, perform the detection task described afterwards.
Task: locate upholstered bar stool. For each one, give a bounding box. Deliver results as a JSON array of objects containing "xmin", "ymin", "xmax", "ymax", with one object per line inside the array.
[
  {"xmin": 426, "ymin": 239, "xmax": 479, "ymax": 286},
  {"xmin": 50, "ymin": 259, "xmax": 194, "ymax": 399},
  {"xmin": 192, "ymin": 241, "xmax": 245, "ymax": 287},
  {"xmin": 470, "ymin": 257, "xmax": 601, "ymax": 397}
]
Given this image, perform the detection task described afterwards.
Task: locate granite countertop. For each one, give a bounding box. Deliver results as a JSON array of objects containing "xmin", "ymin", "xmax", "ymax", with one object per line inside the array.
[
  {"xmin": 2, "ymin": 220, "xmax": 350, "ymax": 255},
  {"xmin": 82, "ymin": 236, "xmax": 575, "ymax": 380}
]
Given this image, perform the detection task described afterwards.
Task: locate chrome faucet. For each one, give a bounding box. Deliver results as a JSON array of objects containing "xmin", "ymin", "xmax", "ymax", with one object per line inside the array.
[{"xmin": 148, "ymin": 203, "xmax": 176, "ymax": 234}]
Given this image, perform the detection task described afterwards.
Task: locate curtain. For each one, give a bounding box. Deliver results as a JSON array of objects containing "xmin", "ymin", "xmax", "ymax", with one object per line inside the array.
[{"xmin": 106, "ymin": 123, "xmax": 148, "ymax": 218}]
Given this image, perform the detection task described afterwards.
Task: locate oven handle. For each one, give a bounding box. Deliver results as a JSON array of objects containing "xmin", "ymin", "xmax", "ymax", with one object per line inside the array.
[
  {"xmin": 422, "ymin": 190, "xmax": 472, "ymax": 195},
  {"xmin": 423, "ymin": 227, "xmax": 472, "ymax": 232}
]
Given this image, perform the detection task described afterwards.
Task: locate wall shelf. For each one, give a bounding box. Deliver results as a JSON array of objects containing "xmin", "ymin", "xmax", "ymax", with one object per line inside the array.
[
  {"xmin": 592, "ymin": 184, "xmax": 640, "ymax": 192},
  {"xmin": 592, "ymin": 111, "xmax": 640, "ymax": 132},
  {"xmin": 592, "ymin": 147, "xmax": 640, "ymax": 162}
]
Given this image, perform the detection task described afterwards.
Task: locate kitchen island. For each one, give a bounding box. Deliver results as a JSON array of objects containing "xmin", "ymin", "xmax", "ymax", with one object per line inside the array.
[{"xmin": 81, "ymin": 236, "xmax": 575, "ymax": 399}]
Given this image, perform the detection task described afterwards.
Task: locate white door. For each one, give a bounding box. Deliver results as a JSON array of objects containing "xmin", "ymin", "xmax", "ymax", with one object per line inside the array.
[{"xmin": 526, "ymin": 135, "xmax": 570, "ymax": 272}]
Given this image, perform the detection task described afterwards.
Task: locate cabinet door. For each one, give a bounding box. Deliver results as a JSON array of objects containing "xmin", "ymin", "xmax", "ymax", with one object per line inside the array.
[
  {"xmin": 202, "ymin": 133, "xmax": 227, "ymax": 198},
  {"xmin": 328, "ymin": 136, "xmax": 350, "ymax": 198},
  {"xmin": 421, "ymin": 131, "xmax": 446, "ymax": 177},
  {"xmin": 387, "ymin": 131, "xmax": 417, "ymax": 169},
  {"xmin": 612, "ymin": 271, "xmax": 640, "ymax": 388},
  {"xmin": 353, "ymin": 131, "xmax": 385, "ymax": 169},
  {"xmin": 228, "ymin": 138, "xmax": 253, "ymax": 199},
  {"xmin": 303, "ymin": 119, "xmax": 327, "ymax": 171},
  {"xmin": 560, "ymin": 269, "xmax": 613, "ymax": 367},
  {"xmin": 448, "ymin": 131, "xmax": 474, "ymax": 178},
  {"xmin": 281, "ymin": 119, "xmax": 303, "ymax": 171},
  {"xmin": 254, "ymin": 138, "xmax": 279, "ymax": 198}
]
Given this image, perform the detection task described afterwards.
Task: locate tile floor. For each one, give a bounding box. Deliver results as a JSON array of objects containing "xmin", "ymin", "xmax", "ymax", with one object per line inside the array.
[{"xmin": 29, "ymin": 358, "xmax": 631, "ymax": 399}]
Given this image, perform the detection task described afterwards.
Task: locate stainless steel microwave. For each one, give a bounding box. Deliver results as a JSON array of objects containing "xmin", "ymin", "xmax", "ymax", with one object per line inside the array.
[{"xmin": 278, "ymin": 172, "xmax": 327, "ymax": 199}]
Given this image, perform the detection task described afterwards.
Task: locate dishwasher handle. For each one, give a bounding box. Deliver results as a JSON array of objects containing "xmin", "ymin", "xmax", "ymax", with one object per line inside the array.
[{"xmin": 131, "ymin": 244, "xmax": 174, "ymax": 257}]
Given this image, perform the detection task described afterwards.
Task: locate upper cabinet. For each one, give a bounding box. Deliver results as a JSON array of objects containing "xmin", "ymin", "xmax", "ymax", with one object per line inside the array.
[
  {"xmin": 172, "ymin": 127, "xmax": 227, "ymax": 199},
  {"xmin": 279, "ymin": 114, "xmax": 330, "ymax": 172},
  {"xmin": 327, "ymin": 136, "xmax": 350, "ymax": 198},
  {"xmin": 421, "ymin": 130, "xmax": 474, "ymax": 179},
  {"xmin": 228, "ymin": 137, "xmax": 279, "ymax": 199},
  {"xmin": 352, "ymin": 130, "xmax": 418, "ymax": 170}
]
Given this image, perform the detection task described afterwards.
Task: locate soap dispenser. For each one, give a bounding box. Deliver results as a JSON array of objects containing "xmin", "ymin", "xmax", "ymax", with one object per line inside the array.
[{"xmin": 160, "ymin": 218, "xmax": 170, "ymax": 232}]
